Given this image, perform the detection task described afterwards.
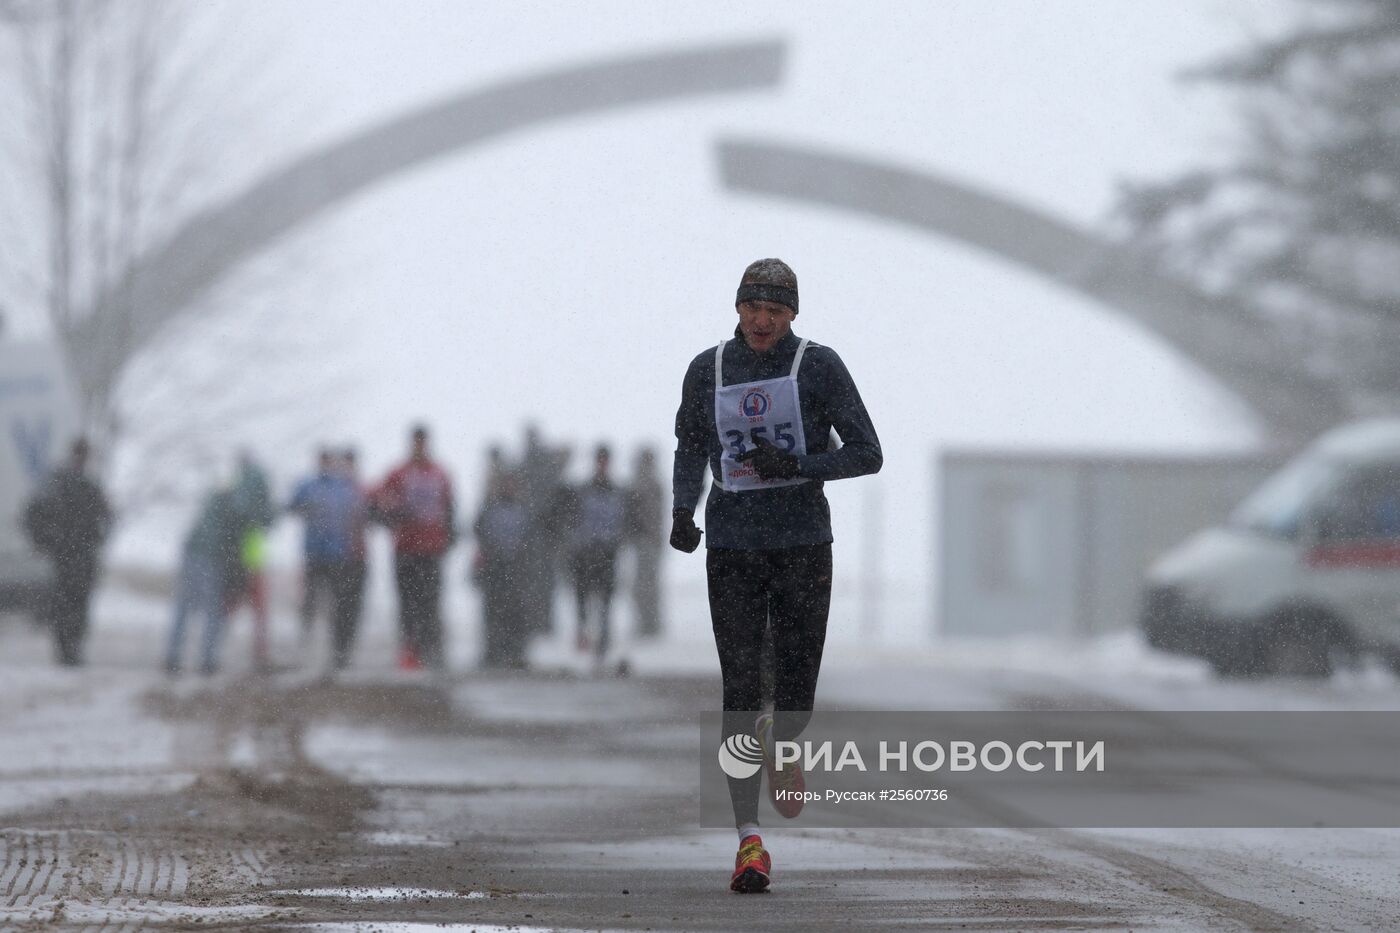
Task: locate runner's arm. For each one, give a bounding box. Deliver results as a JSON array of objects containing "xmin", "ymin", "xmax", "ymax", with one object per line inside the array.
[
  {"xmin": 672, "ymin": 355, "xmax": 711, "ymax": 513},
  {"xmin": 795, "ymin": 351, "xmax": 882, "ymax": 481}
]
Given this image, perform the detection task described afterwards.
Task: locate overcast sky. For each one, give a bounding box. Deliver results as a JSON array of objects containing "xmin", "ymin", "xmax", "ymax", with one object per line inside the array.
[{"xmin": 95, "ymin": 0, "xmax": 1294, "ymax": 627}]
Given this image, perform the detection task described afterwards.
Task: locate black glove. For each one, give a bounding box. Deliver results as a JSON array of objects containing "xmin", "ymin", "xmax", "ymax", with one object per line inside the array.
[
  {"xmin": 735, "ymin": 436, "xmax": 801, "ymax": 480},
  {"xmin": 669, "ymin": 507, "xmax": 702, "ymax": 553}
]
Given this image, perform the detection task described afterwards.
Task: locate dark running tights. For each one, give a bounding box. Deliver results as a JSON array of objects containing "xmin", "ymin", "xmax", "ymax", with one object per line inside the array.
[
  {"xmin": 395, "ymin": 553, "xmax": 444, "ymax": 665},
  {"xmin": 708, "ymin": 543, "xmax": 832, "ymax": 828}
]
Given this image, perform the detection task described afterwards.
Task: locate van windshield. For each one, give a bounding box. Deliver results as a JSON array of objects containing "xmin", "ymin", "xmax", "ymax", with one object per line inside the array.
[{"xmin": 1229, "ymin": 455, "xmax": 1346, "ymax": 537}]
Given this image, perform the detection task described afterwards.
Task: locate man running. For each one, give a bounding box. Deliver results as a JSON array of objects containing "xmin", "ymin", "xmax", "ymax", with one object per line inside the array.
[{"xmin": 671, "ymin": 258, "xmax": 882, "ymax": 893}]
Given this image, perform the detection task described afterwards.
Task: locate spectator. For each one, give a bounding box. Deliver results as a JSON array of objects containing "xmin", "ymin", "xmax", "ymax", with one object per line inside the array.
[
  {"xmin": 473, "ymin": 469, "xmax": 530, "ymax": 668},
  {"xmin": 336, "ymin": 446, "xmax": 370, "ymax": 670},
  {"xmin": 165, "ymin": 479, "xmax": 248, "ymax": 675},
  {"xmin": 562, "ymin": 444, "xmax": 627, "ymax": 672},
  {"xmin": 24, "ymin": 438, "xmax": 110, "ymax": 666},
  {"xmin": 288, "ymin": 448, "xmax": 359, "ymax": 671},
  {"xmin": 372, "ymin": 424, "xmax": 455, "ymax": 670},
  {"xmin": 229, "ymin": 450, "xmax": 275, "ymax": 669}
]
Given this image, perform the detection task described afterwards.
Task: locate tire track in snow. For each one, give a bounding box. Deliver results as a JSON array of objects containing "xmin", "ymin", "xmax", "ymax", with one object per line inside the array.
[
  {"xmin": 0, "ymin": 828, "xmax": 205, "ymax": 929},
  {"xmin": 0, "ymin": 831, "xmax": 22, "ymax": 900},
  {"xmin": 6, "ymin": 831, "xmax": 41, "ymax": 906}
]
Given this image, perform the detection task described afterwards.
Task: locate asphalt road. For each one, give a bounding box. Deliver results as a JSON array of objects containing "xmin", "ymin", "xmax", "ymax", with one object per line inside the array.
[{"xmin": 5, "ymin": 606, "xmax": 1400, "ymax": 932}]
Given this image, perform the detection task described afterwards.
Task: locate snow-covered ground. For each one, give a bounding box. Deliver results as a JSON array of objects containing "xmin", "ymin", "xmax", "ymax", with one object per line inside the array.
[{"xmin": 5, "ymin": 581, "xmax": 1400, "ymax": 929}]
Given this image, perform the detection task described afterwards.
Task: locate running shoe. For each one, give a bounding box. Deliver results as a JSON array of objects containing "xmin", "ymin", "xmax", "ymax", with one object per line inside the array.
[
  {"xmin": 729, "ymin": 835, "xmax": 771, "ymax": 893},
  {"xmin": 755, "ymin": 712, "xmax": 805, "ymax": 819},
  {"xmin": 398, "ymin": 646, "xmax": 423, "ymax": 671}
]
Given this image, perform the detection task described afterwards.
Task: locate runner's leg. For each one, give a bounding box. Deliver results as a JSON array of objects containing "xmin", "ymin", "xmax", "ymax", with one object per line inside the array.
[
  {"xmin": 708, "ymin": 547, "xmax": 772, "ymax": 830},
  {"xmin": 420, "ymin": 556, "xmax": 444, "ymax": 667},
  {"xmin": 165, "ymin": 556, "xmax": 197, "ymax": 671},
  {"xmin": 330, "ymin": 560, "xmax": 355, "ymax": 669},
  {"xmin": 572, "ymin": 553, "xmax": 589, "ymax": 650},
  {"xmin": 300, "ymin": 560, "xmax": 320, "ymax": 641},
  {"xmin": 341, "ymin": 559, "xmax": 366, "ymax": 666},
  {"xmin": 394, "ymin": 553, "xmax": 419, "ymax": 660},
  {"xmin": 198, "ymin": 559, "xmax": 229, "ymax": 674},
  {"xmin": 250, "ymin": 571, "xmax": 269, "ymax": 667},
  {"xmin": 767, "ymin": 543, "xmax": 832, "ymax": 744},
  {"xmin": 597, "ymin": 550, "xmax": 617, "ymax": 661},
  {"xmin": 51, "ymin": 572, "xmax": 82, "ymax": 665}
]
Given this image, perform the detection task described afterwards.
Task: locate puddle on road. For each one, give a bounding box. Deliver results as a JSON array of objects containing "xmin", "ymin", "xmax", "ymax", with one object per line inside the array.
[
  {"xmin": 0, "ymin": 900, "xmax": 280, "ymax": 926},
  {"xmin": 451, "ymin": 678, "xmax": 657, "ymax": 725},
  {"xmin": 278, "ymin": 887, "xmax": 493, "ymax": 900},
  {"xmin": 306, "ymin": 724, "xmax": 672, "ymax": 789},
  {"xmin": 299, "ymin": 918, "xmax": 596, "ymax": 924},
  {"xmin": 362, "ymin": 830, "xmax": 455, "ymax": 847}
]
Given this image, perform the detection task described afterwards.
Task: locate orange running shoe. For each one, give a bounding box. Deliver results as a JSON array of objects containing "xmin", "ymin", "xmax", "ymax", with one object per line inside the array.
[
  {"xmin": 756, "ymin": 712, "xmax": 805, "ymax": 818},
  {"xmin": 398, "ymin": 646, "xmax": 422, "ymax": 671},
  {"xmin": 729, "ymin": 834, "xmax": 771, "ymax": 893}
]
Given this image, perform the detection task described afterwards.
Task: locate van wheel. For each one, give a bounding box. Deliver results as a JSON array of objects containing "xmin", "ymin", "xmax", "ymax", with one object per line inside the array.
[{"xmin": 1259, "ymin": 612, "xmax": 1342, "ymax": 678}]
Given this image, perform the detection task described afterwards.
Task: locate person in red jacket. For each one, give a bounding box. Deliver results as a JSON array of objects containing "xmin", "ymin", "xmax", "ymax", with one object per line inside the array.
[{"xmin": 372, "ymin": 424, "xmax": 456, "ymax": 670}]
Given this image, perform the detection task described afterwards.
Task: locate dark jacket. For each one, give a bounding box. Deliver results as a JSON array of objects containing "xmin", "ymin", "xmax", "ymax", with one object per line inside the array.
[
  {"xmin": 672, "ymin": 328, "xmax": 882, "ymax": 549},
  {"xmin": 24, "ymin": 466, "xmax": 111, "ymax": 570},
  {"xmin": 183, "ymin": 488, "xmax": 248, "ymax": 586},
  {"xmin": 548, "ymin": 478, "xmax": 627, "ymax": 556}
]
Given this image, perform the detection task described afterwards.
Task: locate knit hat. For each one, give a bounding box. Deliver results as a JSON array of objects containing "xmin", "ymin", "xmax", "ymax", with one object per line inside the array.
[{"xmin": 735, "ymin": 258, "xmax": 798, "ymax": 315}]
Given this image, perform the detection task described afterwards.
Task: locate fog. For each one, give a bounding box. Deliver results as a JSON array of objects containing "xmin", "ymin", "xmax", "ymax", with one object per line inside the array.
[
  {"xmin": 11, "ymin": 4, "xmax": 1400, "ymax": 930},
  {"xmin": 12, "ymin": 1, "xmax": 1282, "ymax": 639}
]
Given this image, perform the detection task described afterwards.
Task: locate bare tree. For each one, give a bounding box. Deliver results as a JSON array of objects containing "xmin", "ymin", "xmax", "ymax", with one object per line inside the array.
[
  {"xmin": 1, "ymin": 0, "xmax": 250, "ymax": 433},
  {"xmin": 1, "ymin": 1, "xmax": 338, "ymax": 521},
  {"xmin": 1119, "ymin": 0, "xmax": 1400, "ymax": 408}
]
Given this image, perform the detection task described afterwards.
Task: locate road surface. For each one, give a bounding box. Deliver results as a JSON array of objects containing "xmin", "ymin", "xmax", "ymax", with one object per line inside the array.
[{"xmin": 4, "ymin": 590, "xmax": 1400, "ymax": 932}]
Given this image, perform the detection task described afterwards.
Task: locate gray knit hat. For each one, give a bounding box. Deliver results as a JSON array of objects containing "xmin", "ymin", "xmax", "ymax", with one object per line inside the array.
[{"xmin": 735, "ymin": 258, "xmax": 798, "ymax": 314}]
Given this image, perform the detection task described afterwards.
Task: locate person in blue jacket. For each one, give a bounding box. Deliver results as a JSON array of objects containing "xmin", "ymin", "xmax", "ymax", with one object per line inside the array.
[
  {"xmin": 288, "ymin": 448, "xmax": 361, "ymax": 670},
  {"xmin": 670, "ymin": 258, "xmax": 882, "ymax": 893}
]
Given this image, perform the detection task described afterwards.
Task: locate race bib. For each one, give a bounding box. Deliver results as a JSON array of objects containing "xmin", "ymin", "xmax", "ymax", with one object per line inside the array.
[{"xmin": 713, "ymin": 338, "xmax": 811, "ymax": 492}]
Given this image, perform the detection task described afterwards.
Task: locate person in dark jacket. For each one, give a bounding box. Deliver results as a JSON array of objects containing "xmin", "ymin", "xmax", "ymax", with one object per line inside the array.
[
  {"xmin": 670, "ymin": 258, "xmax": 882, "ymax": 893},
  {"xmin": 473, "ymin": 468, "xmax": 530, "ymax": 669},
  {"xmin": 561, "ymin": 445, "xmax": 627, "ymax": 672},
  {"xmin": 337, "ymin": 446, "xmax": 371, "ymax": 670},
  {"xmin": 164, "ymin": 481, "xmax": 248, "ymax": 675},
  {"xmin": 24, "ymin": 438, "xmax": 111, "ymax": 666},
  {"xmin": 516, "ymin": 426, "xmax": 570, "ymax": 639}
]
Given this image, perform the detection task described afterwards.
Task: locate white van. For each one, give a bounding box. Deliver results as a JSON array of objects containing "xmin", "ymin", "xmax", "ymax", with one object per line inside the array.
[
  {"xmin": 0, "ymin": 339, "xmax": 82, "ymax": 613},
  {"xmin": 1143, "ymin": 420, "xmax": 1400, "ymax": 677}
]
